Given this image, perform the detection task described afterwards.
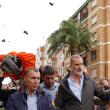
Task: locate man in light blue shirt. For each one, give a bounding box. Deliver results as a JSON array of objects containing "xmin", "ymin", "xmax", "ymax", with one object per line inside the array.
[
  {"xmin": 40, "ymin": 81, "xmax": 59, "ymax": 101},
  {"xmin": 40, "ymin": 65, "xmax": 59, "ymax": 101}
]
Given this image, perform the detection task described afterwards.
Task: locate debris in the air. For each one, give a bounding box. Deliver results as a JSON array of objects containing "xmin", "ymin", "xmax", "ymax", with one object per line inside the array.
[
  {"xmin": 49, "ymin": 2, "xmax": 54, "ymax": 6},
  {"xmin": 0, "ymin": 5, "xmax": 1, "ymax": 8},
  {"xmin": 23, "ymin": 30, "xmax": 28, "ymax": 35},
  {"xmin": 2, "ymin": 39, "xmax": 5, "ymax": 42},
  {"xmin": 43, "ymin": 37, "xmax": 44, "ymax": 38},
  {"xmin": 8, "ymin": 41, "xmax": 10, "ymax": 42},
  {"xmin": 4, "ymin": 25, "xmax": 5, "ymax": 26}
]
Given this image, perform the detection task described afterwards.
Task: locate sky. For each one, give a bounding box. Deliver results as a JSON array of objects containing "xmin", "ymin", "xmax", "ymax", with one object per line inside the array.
[{"xmin": 0, "ymin": 0, "xmax": 86, "ymax": 84}]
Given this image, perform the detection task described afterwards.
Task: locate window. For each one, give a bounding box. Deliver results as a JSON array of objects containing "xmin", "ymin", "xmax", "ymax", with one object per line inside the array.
[
  {"xmin": 91, "ymin": 69, "xmax": 97, "ymax": 78},
  {"xmin": 55, "ymin": 61, "xmax": 57, "ymax": 67},
  {"xmin": 67, "ymin": 64, "xmax": 70, "ymax": 70},
  {"xmin": 59, "ymin": 67, "xmax": 64, "ymax": 75},
  {"xmin": 59, "ymin": 54, "xmax": 64, "ymax": 63},
  {"xmin": 92, "ymin": 0, "xmax": 97, "ymax": 9},
  {"xmin": 41, "ymin": 52, "xmax": 43, "ymax": 57},
  {"xmin": 92, "ymin": 32, "xmax": 97, "ymax": 42},
  {"xmin": 52, "ymin": 54, "xmax": 54, "ymax": 57},
  {"xmin": 91, "ymin": 50, "xmax": 97, "ymax": 60},
  {"xmin": 52, "ymin": 62, "xmax": 54, "ymax": 67},
  {"xmin": 92, "ymin": 15, "xmax": 97, "ymax": 25},
  {"xmin": 37, "ymin": 62, "xmax": 40, "ymax": 67},
  {"xmin": 83, "ymin": 57, "xmax": 87, "ymax": 66},
  {"xmin": 46, "ymin": 45, "xmax": 48, "ymax": 50},
  {"xmin": 59, "ymin": 57, "xmax": 61, "ymax": 63},
  {"xmin": 67, "ymin": 53, "xmax": 70, "ymax": 57}
]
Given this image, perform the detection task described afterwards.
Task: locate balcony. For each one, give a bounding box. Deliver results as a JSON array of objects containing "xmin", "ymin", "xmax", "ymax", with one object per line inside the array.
[{"xmin": 80, "ymin": 12, "xmax": 88, "ymax": 21}]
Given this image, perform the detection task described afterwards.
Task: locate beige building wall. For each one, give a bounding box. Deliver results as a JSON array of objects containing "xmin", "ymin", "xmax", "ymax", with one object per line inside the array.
[
  {"xmin": 64, "ymin": 48, "xmax": 71, "ymax": 75},
  {"xmin": 86, "ymin": 0, "xmax": 110, "ymax": 80}
]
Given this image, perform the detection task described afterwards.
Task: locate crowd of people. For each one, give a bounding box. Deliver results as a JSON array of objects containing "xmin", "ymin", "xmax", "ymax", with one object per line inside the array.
[{"xmin": 0, "ymin": 55, "xmax": 110, "ymax": 110}]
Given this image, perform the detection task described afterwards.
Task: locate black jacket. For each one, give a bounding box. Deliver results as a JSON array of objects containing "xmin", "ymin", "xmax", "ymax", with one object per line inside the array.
[
  {"xmin": 55, "ymin": 72, "xmax": 110, "ymax": 110},
  {"xmin": 0, "ymin": 77, "xmax": 16, "ymax": 107}
]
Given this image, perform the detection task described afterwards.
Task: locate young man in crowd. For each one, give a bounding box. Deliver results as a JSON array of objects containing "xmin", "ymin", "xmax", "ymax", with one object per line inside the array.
[
  {"xmin": 40, "ymin": 65, "xmax": 59, "ymax": 101},
  {"xmin": 55, "ymin": 55, "xmax": 110, "ymax": 110},
  {"xmin": 6, "ymin": 68, "xmax": 56, "ymax": 110}
]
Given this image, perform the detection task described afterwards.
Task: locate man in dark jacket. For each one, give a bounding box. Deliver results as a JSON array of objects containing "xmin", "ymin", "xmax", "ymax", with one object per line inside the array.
[
  {"xmin": 6, "ymin": 68, "xmax": 56, "ymax": 110},
  {"xmin": 55, "ymin": 55, "xmax": 110, "ymax": 110}
]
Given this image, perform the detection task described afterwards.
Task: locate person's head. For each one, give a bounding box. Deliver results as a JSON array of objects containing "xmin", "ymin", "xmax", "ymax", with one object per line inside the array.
[
  {"xmin": 42, "ymin": 65, "xmax": 55, "ymax": 89},
  {"xmin": 98, "ymin": 77, "xmax": 108, "ymax": 89},
  {"xmin": 24, "ymin": 68, "xmax": 40, "ymax": 94},
  {"xmin": 69, "ymin": 55, "xmax": 83, "ymax": 76},
  {"xmin": 54, "ymin": 77, "xmax": 59, "ymax": 83}
]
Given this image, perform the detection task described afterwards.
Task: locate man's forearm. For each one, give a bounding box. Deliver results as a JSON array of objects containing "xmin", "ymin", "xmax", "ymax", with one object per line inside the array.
[{"xmin": 94, "ymin": 97, "xmax": 109, "ymax": 105}]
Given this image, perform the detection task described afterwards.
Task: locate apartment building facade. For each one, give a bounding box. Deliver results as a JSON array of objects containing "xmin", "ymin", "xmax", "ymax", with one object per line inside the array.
[
  {"xmin": 36, "ymin": 0, "xmax": 110, "ymax": 81},
  {"xmin": 36, "ymin": 46, "xmax": 45, "ymax": 69},
  {"xmin": 36, "ymin": 38, "xmax": 65, "ymax": 76}
]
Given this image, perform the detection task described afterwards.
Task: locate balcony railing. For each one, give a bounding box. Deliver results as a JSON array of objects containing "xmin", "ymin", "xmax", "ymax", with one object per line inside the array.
[{"xmin": 80, "ymin": 12, "xmax": 88, "ymax": 21}]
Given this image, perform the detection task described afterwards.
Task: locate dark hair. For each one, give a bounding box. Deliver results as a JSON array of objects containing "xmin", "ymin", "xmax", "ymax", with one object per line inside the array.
[
  {"xmin": 42, "ymin": 65, "xmax": 55, "ymax": 76},
  {"xmin": 25, "ymin": 68, "xmax": 39, "ymax": 76},
  {"xmin": 38, "ymin": 68, "xmax": 43, "ymax": 83}
]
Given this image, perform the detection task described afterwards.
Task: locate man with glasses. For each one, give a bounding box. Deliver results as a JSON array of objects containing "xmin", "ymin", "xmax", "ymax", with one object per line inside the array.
[{"xmin": 55, "ymin": 55, "xmax": 110, "ymax": 110}]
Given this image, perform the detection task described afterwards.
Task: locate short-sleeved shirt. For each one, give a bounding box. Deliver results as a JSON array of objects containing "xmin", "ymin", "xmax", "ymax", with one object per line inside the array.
[{"xmin": 40, "ymin": 82, "xmax": 59, "ymax": 101}]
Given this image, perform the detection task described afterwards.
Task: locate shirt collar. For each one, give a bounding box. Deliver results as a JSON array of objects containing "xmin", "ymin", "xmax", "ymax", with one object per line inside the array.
[
  {"xmin": 69, "ymin": 73, "xmax": 84, "ymax": 82},
  {"xmin": 25, "ymin": 89, "xmax": 37, "ymax": 96}
]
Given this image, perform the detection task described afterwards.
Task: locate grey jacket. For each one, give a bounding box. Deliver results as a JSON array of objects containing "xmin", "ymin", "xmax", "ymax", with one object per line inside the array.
[{"xmin": 55, "ymin": 72, "xmax": 110, "ymax": 110}]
